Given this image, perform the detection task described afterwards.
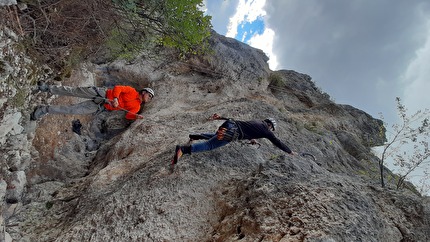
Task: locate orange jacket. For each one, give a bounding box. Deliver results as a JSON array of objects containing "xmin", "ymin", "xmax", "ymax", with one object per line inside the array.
[{"xmin": 104, "ymin": 85, "xmax": 142, "ymax": 120}]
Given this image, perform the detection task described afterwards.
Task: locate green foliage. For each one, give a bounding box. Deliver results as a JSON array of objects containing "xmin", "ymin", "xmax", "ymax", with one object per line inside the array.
[
  {"xmin": 17, "ymin": 0, "xmax": 213, "ymax": 74},
  {"xmin": 16, "ymin": 0, "xmax": 110, "ymax": 74},
  {"xmin": 356, "ymin": 162, "xmax": 380, "ymax": 181},
  {"xmin": 162, "ymin": 0, "xmax": 212, "ymax": 54},
  {"xmin": 256, "ymin": 77, "xmax": 265, "ymax": 86},
  {"xmin": 112, "ymin": 0, "xmax": 138, "ymax": 12},
  {"xmin": 13, "ymin": 88, "xmax": 27, "ymax": 108},
  {"xmin": 304, "ymin": 121, "xmax": 324, "ymax": 135},
  {"xmin": 367, "ymin": 160, "xmax": 380, "ymax": 177},
  {"xmin": 105, "ymin": 27, "xmax": 148, "ymax": 61},
  {"xmin": 269, "ymin": 154, "xmax": 281, "ymax": 160},
  {"xmin": 268, "ymin": 73, "xmax": 284, "ymax": 87},
  {"xmin": 57, "ymin": 47, "xmax": 85, "ymax": 81},
  {"xmin": 111, "ymin": 0, "xmax": 212, "ymax": 58},
  {"xmin": 304, "ymin": 122, "xmax": 318, "ymax": 132}
]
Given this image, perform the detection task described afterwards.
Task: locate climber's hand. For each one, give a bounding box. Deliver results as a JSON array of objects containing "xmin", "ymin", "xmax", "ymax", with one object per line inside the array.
[
  {"xmin": 111, "ymin": 98, "xmax": 119, "ymax": 108},
  {"xmin": 210, "ymin": 113, "xmax": 221, "ymax": 120}
]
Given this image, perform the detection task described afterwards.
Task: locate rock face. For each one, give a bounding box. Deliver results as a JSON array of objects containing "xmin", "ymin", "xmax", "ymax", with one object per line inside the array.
[
  {"xmin": 1, "ymin": 24, "xmax": 429, "ymax": 242},
  {"xmin": 0, "ymin": 0, "xmax": 17, "ymax": 6}
]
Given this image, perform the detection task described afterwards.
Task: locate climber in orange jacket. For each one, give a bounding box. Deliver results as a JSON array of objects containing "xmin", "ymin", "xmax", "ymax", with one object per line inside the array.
[
  {"xmin": 30, "ymin": 82, "xmax": 154, "ymax": 121},
  {"xmin": 104, "ymin": 85, "xmax": 153, "ymax": 119}
]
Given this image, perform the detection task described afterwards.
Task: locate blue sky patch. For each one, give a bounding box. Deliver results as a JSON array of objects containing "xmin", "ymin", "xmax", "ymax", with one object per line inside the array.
[{"xmin": 236, "ymin": 16, "xmax": 265, "ymax": 43}]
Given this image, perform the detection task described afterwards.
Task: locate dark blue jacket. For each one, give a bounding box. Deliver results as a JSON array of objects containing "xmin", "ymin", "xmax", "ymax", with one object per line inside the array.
[{"xmin": 234, "ymin": 120, "xmax": 292, "ymax": 154}]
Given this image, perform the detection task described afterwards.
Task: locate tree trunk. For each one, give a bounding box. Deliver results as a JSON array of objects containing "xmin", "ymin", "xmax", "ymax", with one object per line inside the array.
[{"xmin": 380, "ymin": 163, "xmax": 385, "ymax": 187}]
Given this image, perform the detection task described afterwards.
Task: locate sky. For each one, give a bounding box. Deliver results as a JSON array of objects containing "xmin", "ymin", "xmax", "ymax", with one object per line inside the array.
[
  {"xmin": 203, "ymin": 0, "xmax": 430, "ymax": 192},
  {"xmin": 203, "ymin": 0, "xmax": 430, "ymax": 121}
]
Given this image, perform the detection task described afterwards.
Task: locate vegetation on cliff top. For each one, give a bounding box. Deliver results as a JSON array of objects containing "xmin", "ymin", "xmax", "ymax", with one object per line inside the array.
[{"xmin": 14, "ymin": 0, "xmax": 212, "ymax": 77}]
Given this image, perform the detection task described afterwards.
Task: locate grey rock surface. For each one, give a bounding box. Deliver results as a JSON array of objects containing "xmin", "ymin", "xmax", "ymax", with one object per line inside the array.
[
  {"xmin": 4, "ymin": 171, "xmax": 26, "ymax": 204},
  {"xmin": 0, "ymin": 25, "xmax": 429, "ymax": 242},
  {"xmin": 0, "ymin": 180, "xmax": 6, "ymax": 202},
  {"xmin": 0, "ymin": 0, "xmax": 17, "ymax": 6}
]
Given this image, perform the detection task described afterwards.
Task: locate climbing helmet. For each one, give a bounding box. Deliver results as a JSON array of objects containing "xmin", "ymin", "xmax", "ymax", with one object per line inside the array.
[
  {"xmin": 264, "ymin": 118, "xmax": 277, "ymax": 131},
  {"xmin": 142, "ymin": 88, "xmax": 155, "ymax": 98}
]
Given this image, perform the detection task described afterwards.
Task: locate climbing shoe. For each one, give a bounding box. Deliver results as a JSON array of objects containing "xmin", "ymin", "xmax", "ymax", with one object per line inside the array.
[
  {"xmin": 37, "ymin": 81, "xmax": 49, "ymax": 92},
  {"xmin": 170, "ymin": 145, "xmax": 183, "ymax": 173},
  {"xmin": 172, "ymin": 145, "xmax": 183, "ymax": 165},
  {"xmin": 30, "ymin": 107, "xmax": 38, "ymax": 121},
  {"xmin": 170, "ymin": 145, "xmax": 191, "ymax": 172},
  {"xmin": 30, "ymin": 106, "xmax": 48, "ymax": 121},
  {"xmin": 31, "ymin": 81, "xmax": 49, "ymax": 94}
]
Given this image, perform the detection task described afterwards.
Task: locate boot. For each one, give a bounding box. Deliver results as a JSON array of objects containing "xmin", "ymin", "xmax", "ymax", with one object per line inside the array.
[
  {"xmin": 172, "ymin": 145, "xmax": 192, "ymax": 165},
  {"xmin": 30, "ymin": 106, "xmax": 49, "ymax": 121},
  {"xmin": 171, "ymin": 145, "xmax": 192, "ymax": 174},
  {"xmin": 181, "ymin": 145, "xmax": 191, "ymax": 155},
  {"xmin": 172, "ymin": 145, "xmax": 183, "ymax": 166},
  {"xmin": 37, "ymin": 81, "xmax": 49, "ymax": 92},
  {"xmin": 32, "ymin": 81, "xmax": 50, "ymax": 94}
]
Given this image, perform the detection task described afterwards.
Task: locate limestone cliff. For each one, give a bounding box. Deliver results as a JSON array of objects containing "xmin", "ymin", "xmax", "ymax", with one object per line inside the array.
[{"xmin": 1, "ymin": 18, "xmax": 430, "ymax": 242}]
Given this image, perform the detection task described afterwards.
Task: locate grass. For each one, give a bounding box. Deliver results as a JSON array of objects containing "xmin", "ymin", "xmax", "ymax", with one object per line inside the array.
[{"xmin": 268, "ymin": 73, "xmax": 284, "ymax": 88}]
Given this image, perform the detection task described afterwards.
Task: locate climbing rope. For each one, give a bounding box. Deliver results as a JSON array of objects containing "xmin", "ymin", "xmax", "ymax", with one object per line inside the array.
[{"xmin": 101, "ymin": 97, "xmax": 142, "ymax": 118}]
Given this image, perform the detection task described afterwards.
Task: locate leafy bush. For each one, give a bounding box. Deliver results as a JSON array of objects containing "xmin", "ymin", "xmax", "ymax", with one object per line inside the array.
[
  {"xmin": 17, "ymin": 0, "xmax": 212, "ymax": 75},
  {"xmin": 110, "ymin": 0, "xmax": 212, "ymax": 57},
  {"xmin": 268, "ymin": 73, "xmax": 284, "ymax": 88}
]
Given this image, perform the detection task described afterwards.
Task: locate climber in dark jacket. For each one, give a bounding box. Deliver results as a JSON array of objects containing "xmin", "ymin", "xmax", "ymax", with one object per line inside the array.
[{"xmin": 172, "ymin": 113, "xmax": 297, "ymax": 166}]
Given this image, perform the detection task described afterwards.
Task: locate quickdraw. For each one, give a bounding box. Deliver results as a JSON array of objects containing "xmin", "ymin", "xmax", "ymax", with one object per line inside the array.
[
  {"xmin": 216, "ymin": 119, "xmax": 240, "ymax": 141},
  {"xmin": 300, "ymin": 152, "xmax": 316, "ymax": 161},
  {"xmin": 216, "ymin": 126, "xmax": 239, "ymax": 141},
  {"xmin": 243, "ymin": 140, "xmax": 261, "ymax": 148}
]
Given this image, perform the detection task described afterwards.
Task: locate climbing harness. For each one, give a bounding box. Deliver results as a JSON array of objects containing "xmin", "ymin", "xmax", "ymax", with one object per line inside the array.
[
  {"xmin": 216, "ymin": 124, "xmax": 239, "ymax": 141},
  {"xmin": 211, "ymin": 114, "xmax": 317, "ymax": 161},
  {"xmin": 215, "ymin": 119, "xmax": 243, "ymax": 142},
  {"xmin": 92, "ymin": 86, "xmax": 104, "ymax": 99},
  {"xmin": 89, "ymin": 86, "xmax": 108, "ymax": 115}
]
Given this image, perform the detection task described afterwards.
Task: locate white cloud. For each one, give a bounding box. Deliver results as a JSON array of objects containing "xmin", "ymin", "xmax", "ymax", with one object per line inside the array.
[
  {"xmin": 200, "ymin": 0, "xmax": 208, "ymax": 12},
  {"xmin": 248, "ymin": 28, "xmax": 278, "ymax": 70},
  {"xmin": 402, "ymin": 20, "xmax": 430, "ymax": 112},
  {"xmin": 226, "ymin": 0, "xmax": 267, "ymax": 38},
  {"xmin": 225, "ymin": 0, "xmax": 278, "ymax": 69},
  {"xmin": 241, "ymin": 31, "xmax": 248, "ymax": 42},
  {"xmin": 221, "ymin": 0, "xmax": 236, "ymax": 11}
]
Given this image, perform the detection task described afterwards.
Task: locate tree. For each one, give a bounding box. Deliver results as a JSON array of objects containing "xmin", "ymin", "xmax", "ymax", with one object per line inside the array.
[
  {"xmin": 378, "ymin": 97, "xmax": 430, "ymax": 191},
  {"xmin": 162, "ymin": 0, "xmax": 212, "ymax": 54},
  {"xmin": 111, "ymin": 0, "xmax": 212, "ymax": 57},
  {"xmin": 17, "ymin": 0, "xmax": 212, "ymax": 74}
]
